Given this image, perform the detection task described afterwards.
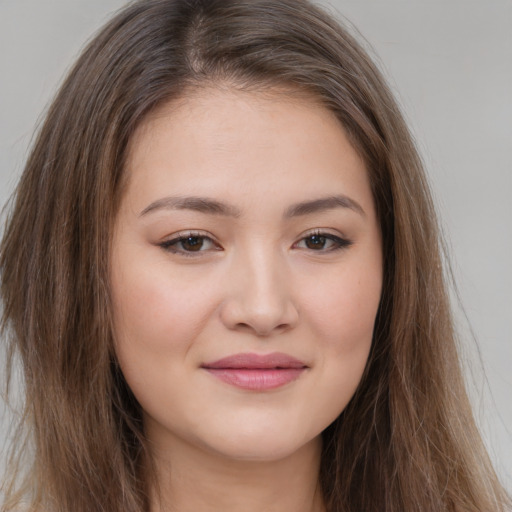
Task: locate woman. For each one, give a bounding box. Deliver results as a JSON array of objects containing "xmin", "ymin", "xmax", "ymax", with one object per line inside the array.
[{"xmin": 1, "ymin": 0, "xmax": 509, "ymax": 511}]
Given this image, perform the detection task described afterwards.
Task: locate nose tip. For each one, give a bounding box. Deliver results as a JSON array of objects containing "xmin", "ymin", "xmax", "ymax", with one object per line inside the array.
[
  {"xmin": 221, "ymin": 299, "xmax": 299, "ymax": 337},
  {"xmin": 219, "ymin": 267, "xmax": 299, "ymax": 337}
]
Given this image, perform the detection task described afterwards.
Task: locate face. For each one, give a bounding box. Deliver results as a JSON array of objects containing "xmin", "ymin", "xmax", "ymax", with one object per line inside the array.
[{"xmin": 111, "ymin": 88, "xmax": 383, "ymax": 463}]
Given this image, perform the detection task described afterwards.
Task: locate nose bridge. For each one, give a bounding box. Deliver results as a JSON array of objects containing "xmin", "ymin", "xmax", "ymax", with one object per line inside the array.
[
  {"xmin": 220, "ymin": 241, "xmax": 298, "ymax": 335},
  {"xmin": 245, "ymin": 244, "xmax": 283, "ymax": 305}
]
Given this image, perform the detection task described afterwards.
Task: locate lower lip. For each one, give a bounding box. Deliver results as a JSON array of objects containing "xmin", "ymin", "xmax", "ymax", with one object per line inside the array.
[{"xmin": 204, "ymin": 368, "xmax": 306, "ymax": 390}]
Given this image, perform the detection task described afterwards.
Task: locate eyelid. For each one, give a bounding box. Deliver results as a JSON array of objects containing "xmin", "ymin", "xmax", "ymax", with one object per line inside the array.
[
  {"xmin": 292, "ymin": 228, "xmax": 353, "ymax": 251},
  {"xmin": 158, "ymin": 230, "xmax": 222, "ymax": 255},
  {"xmin": 157, "ymin": 228, "xmax": 351, "ymax": 255}
]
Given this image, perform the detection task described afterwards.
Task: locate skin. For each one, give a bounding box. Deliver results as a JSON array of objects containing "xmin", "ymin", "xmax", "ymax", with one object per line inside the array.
[{"xmin": 111, "ymin": 87, "xmax": 383, "ymax": 512}]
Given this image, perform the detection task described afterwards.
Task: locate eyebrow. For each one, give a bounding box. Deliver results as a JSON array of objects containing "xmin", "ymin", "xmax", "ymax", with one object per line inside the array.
[
  {"xmin": 139, "ymin": 194, "xmax": 365, "ymax": 218},
  {"xmin": 284, "ymin": 195, "xmax": 366, "ymax": 218},
  {"xmin": 139, "ymin": 196, "xmax": 242, "ymax": 217}
]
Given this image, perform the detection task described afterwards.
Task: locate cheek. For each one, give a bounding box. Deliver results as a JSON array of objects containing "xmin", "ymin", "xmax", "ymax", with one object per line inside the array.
[
  {"xmin": 110, "ymin": 261, "xmax": 217, "ymax": 371},
  {"xmin": 302, "ymin": 262, "xmax": 382, "ymax": 353},
  {"xmin": 109, "ymin": 260, "xmax": 224, "ymax": 425},
  {"xmin": 296, "ymin": 252, "xmax": 382, "ymax": 414}
]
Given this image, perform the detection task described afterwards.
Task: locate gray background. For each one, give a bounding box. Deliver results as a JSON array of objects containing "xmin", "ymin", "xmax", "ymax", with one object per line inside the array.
[{"xmin": 1, "ymin": 0, "xmax": 511, "ymax": 490}]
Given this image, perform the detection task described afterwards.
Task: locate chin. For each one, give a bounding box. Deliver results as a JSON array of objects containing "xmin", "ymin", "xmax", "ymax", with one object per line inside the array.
[{"xmin": 198, "ymin": 430, "xmax": 321, "ymax": 463}]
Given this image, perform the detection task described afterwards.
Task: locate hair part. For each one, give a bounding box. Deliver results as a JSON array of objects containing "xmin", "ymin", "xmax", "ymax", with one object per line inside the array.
[{"xmin": 1, "ymin": 0, "xmax": 510, "ymax": 511}]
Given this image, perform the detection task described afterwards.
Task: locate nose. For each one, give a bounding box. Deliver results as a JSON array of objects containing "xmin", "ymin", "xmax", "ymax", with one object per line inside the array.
[{"xmin": 219, "ymin": 248, "xmax": 299, "ymax": 337}]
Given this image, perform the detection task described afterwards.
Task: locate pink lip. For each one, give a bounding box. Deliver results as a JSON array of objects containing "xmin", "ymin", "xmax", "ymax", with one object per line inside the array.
[{"xmin": 201, "ymin": 352, "xmax": 308, "ymax": 391}]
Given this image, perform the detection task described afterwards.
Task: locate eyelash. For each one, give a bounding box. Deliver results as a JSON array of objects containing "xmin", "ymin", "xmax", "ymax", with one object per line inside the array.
[
  {"xmin": 158, "ymin": 230, "xmax": 352, "ymax": 256},
  {"xmin": 293, "ymin": 230, "xmax": 353, "ymax": 252},
  {"xmin": 158, "ymin": 231, "xmax": 220, "ymax": 257}
]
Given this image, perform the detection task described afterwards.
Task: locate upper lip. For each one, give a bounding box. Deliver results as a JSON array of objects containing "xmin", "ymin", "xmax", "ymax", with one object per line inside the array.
[{"xmin": 201, "ymin": 352, "xmax": 308, "ymax": 370}]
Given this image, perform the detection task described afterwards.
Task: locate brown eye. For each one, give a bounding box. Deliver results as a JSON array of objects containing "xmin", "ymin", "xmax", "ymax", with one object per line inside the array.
[
  {"xmin": 295, "ymin": 232, "xmax": 352, "ymax": 252},
  {"xmin": 159, "ymin": 233, "xmax": 219, "ymax": 255},
  {"xmin": 180, "ymin": 236, "xmax": 204, "ymax": 252},
  {"xmin": 304, "ymin": 234, "xmax": 327, "ymax": 250}
]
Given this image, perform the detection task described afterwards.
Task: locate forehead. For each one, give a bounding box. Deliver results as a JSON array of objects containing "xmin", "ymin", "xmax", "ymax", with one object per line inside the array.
[
  {"xmin": 128, "ymin": 84, "xmax": 339, "ymax": 156},
  {"xmin": 121, "ymin": 86, "xmax": 374, "ymax": 218}
]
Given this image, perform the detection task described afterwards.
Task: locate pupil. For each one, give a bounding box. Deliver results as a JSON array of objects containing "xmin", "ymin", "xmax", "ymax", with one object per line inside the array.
[
  {"xmin": 183, "ymin": 237, "xmax": 203, "ymax": 251},
  {"xmin": 306, "ymin": 235, "xmax": 326, "ymax": 250}
]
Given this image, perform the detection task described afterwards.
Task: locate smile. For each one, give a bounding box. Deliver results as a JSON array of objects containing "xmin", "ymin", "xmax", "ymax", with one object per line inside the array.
[{"xmin": 201, "ymin": 352, "xmax": 308, "ymax": 391}]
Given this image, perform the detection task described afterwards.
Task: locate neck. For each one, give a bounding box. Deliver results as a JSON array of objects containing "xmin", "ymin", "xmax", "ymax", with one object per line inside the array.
[{"xmin": 149, "ymin": 436, "xmax": 325, "ymax": 512}]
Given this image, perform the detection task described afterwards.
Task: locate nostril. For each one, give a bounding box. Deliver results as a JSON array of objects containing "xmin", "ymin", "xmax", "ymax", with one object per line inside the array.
[{"xmin": 219, "ymin": 285, "xmax": 299, "ymax": 335}]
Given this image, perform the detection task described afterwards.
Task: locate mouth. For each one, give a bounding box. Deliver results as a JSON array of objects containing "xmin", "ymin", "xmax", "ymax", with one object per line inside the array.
[{"xmin": 201, "ymin": 352, "xmax": 308, "ymax": 391}]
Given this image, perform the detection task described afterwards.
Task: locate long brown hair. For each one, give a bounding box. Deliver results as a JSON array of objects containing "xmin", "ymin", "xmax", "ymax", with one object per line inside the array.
[{"xmin": 1, "ymin": 0, "xmax": 509, "ymax": 510}]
